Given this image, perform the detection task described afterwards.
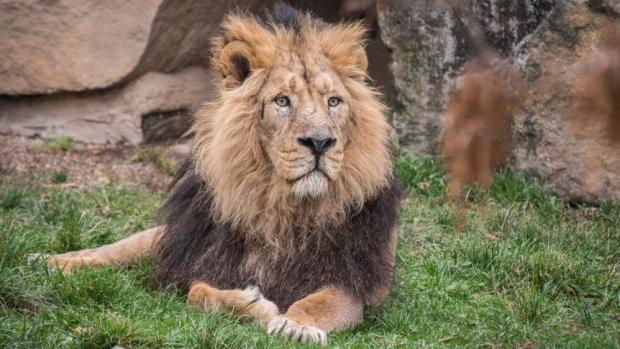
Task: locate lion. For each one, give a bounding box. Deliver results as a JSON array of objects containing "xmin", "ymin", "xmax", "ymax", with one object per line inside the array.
[{"xmin": 45, "ymin": 4, "xmax": 402, "ymax": 345}]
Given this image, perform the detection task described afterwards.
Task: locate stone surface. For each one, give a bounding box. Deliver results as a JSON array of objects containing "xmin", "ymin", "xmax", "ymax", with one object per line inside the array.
[
  {"xmin": 380, "ymin": 0, "xmax": 620, "ymax": 202},
  {"xmin": 0, "ymin": 67, "xmax": 214, "ymax": 144},
  {"xmin": 0, "ymin": 0, "xmax": 260, "ymax": 95},
  {"xmin": 588, "ymin": 0, "xmax": 620, "ymax": 16}
]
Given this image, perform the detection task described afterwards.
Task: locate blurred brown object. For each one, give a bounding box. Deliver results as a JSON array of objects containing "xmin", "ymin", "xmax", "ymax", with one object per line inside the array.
[
  {"xmin": 572, "ymin": 28, "xmax": 620, "ymax": 144},
  {"xmin": 441, "ymin": 53, "xmax": 526, "ymax": 201}
]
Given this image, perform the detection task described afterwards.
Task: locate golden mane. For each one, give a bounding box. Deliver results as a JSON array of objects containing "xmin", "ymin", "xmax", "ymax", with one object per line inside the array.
[{"xmin": 190, "ymin": 14, "xmax": 392, "ymax": 247}]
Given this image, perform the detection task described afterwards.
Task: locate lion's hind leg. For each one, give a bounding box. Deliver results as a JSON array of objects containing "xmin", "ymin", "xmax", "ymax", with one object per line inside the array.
[
  {"xmin": 44, "ymin": 226, "xmax": 163, "ymax": 273},
  {"xmin": 188, "ymin": 282, "xmax": 279, "ymax": 328}
]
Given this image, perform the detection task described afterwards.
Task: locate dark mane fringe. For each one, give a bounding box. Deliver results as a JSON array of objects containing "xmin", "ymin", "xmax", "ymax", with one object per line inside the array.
[
  {"xmin": 166, "ymin": 156, "xmax": 193, "ymax": 192},
  {"xmin": 155, "ymin": 160, "xmax": 214, "ymax": 287},
  {"xmin": 155, "ymin": 159, "xmax": 403, "ymax": 310},
  {"xmin": 261, "ymin": 2, "xmax": 301, "ymax": 32},
  {"xmin": 258, "ymin": 1, "xmax": 326, "ymax": 33}
]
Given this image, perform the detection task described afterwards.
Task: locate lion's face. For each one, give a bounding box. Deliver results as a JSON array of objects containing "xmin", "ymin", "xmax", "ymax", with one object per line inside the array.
[
  {"xmin": 191, "ymin": 12, "xmax": 393, "ymax": 242},
  {"xmin": 258, "ymin": 63, "xmax": 351, "ymax": 199}
]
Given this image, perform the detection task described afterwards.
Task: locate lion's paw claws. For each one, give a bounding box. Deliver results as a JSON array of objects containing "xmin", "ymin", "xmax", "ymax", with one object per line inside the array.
[{"xmin": 267, "ymin": 315, "xmax": 327, "ymax": 346}]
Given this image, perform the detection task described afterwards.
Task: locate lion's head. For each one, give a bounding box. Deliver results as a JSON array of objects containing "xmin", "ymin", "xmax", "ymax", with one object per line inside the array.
[{"xmin": 190, "ymin": 7, "xmax": 393, "ymax": 246}]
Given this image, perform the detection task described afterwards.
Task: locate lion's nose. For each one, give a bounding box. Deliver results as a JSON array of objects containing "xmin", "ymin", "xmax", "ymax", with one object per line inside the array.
[{"xmin": 297, "ymin": 136, "xmax": 337, "ymax": 156}]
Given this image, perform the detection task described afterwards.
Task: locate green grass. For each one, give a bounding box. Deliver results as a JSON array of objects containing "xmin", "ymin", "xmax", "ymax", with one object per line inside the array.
[
  {"xmin": 51, "ymin": 171, "xmax": 69, "ymax": 184},
  {"xmin": 36, "ymin": 137, "xmax": 76, "ymax": 152},
  {"xmin": 131, "ymin": 147, "xmax": 178, "ymax": 176},
  {"xmin": 1, "ymin": 155, "xmax": 619, "ymax": 348}
]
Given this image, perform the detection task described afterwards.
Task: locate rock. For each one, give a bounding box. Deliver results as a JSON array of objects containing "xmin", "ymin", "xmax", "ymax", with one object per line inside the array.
[
  {"xmin": 0, "ymin": 67, "xmax": 214, "ymax": 144},
  {"xmin": 0, "ymin": 0, "xmax": 263, "ymax": 95},
  {"xmin": 380, "ymin": 0, "xmax": 620, "ymax": 202},
  {"xmin": 379, "ymin": 0, "xmax": 556, "ymax": 154},
  {"xmin": 512, "ymin": 3, "xmax": 620, "ymax": 203},
  {"xmin": 588, "ymin": 0, "xmax": 620, "ymax": 16},
  {"xmin": 0, "ymin": 0, "xmax": 261, "ymax": 143},
  {"xmin": 142, "ymin": 109, "xmax": 193, "ymax": 143}
]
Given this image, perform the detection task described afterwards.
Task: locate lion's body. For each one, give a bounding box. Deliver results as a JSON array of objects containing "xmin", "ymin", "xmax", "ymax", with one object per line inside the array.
[
  {"xmin": 47, "ymin": 4, "xmax": 402, "ymax": 345},
  {"xmin": 156, "ymin": 159, "xmax": 401, "ymax": 311}
]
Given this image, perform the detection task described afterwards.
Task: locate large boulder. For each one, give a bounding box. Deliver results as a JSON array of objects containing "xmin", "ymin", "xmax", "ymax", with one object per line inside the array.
[
  {"xmin": 380, "ymin": 0, "xmax": 620, "ymax": 202},
  {"xmin": 0, "ymin": 0, "xmax": 263, "ymax": 95},
  {"xmin": 0, "ymin": 0, "xmax": 266, "ymax": 144},
  {"xmin": 0, "ymin": 67, "xmax": 214, "ymax": 144}
]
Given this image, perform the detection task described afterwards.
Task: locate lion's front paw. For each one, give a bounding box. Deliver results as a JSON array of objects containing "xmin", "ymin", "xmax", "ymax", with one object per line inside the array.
[
  {"xmin": 235, "ymin": 286, "xmax": 280, "ymax": 326},
  {"xmin": 189, "ymin": 284, "xmax": 264, "ymax": 311},
  {"xmin": 267, "ymin": 315, "xmax": 327, "ymax": 346},
  {"xmin": 239, "ymin": 285, "xmax": 262, "ymax": 304}
]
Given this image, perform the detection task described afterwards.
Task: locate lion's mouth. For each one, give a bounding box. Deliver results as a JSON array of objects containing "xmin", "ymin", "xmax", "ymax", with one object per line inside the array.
[
  {"xmin": 288, "ymin": 168, "xmax": 330, "ymax": 184},
  {"xmin": 289, "ymin": 170, "xmax": 330, "ymax": 199}
]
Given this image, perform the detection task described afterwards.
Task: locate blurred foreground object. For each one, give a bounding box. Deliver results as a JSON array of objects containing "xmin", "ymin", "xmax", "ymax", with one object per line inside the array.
[
  {"xmin": 441, "ymin": 54, "xmax": 524, "ymax": 201},
  {"xmin": 572, "ymin": 29, "xmax": 620, "ymax": 144},
  {"xmin": 380, "ymin": 0, "xmax": 620, "ymax": 203}
]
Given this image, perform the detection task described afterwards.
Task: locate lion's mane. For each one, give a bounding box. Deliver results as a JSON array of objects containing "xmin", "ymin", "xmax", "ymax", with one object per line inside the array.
[{"xmin": 193, "ymin": 11, "xmax": 392, "ymax": 247}]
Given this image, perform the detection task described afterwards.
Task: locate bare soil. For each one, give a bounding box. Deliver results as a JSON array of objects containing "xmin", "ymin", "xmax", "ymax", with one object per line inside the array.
[{"xmin": 0, "ymin": 135, "xmax": 182, "ymax": 192}]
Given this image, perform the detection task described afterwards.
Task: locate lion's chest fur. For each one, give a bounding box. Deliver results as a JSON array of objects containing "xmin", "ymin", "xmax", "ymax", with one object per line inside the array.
[
  {"xmin": 155, "ymin": 161, "xmax": 402, "ymax": 311},
  {"xmin": 239, "ymin": 246, "xmax": 279, "ymax": 288}
]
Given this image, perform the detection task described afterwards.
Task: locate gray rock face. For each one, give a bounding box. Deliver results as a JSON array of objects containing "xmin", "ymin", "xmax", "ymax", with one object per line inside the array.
[
  {"xmin": 0, "ymin": 0, "xmax": 262, "ymax": 143},
  {"xmin": 0, "ymin": 0, "xmax": 260, "ymax": 95},
  {"xmin": 588, "ymin": 0, "xmax": 620, "ymax": 16},
  {"xmin": 0, "ymin": 67, "xmax": 214, "ymax": 144},
  {"xmin": 380, "ymin": 0, "xmax": 556, "ymax": 154},
  {"xmin": 380, "ymin": 0, "xmax": 620, "ymax": 202}
]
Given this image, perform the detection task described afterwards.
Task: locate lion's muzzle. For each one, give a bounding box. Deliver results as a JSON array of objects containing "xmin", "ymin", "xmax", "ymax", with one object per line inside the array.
[
  {"xmin": 297, "ymin": 136, "xmax": 337, "ymax": 157},
  {"xmin": 292, "ymin": 171, "xmax": 329, "ymax": 199}
]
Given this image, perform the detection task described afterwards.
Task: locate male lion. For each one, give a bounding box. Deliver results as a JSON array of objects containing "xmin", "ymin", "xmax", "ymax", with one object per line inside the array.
[{"xmin": 46, "ymin": 4, "xmax": 402, "ymax": 345}]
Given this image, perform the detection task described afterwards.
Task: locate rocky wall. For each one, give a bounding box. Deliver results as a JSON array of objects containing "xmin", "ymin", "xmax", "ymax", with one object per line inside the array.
[{"xmin": 380, "ymin": 0, "xmax": 620, "ymax": 202}]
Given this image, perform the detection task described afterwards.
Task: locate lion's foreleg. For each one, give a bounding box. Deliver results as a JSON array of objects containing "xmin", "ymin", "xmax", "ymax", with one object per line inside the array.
[
  {"xmin": 46, "ymin": 226, "xmax": 163, "ymax": 273},
  {"xmin": 188, "ymin": 282, "xmax": 280, "ymax": 328},
  {"xmin": 267, "ymin": 288, "xmax": 363, "ymax": 346}
]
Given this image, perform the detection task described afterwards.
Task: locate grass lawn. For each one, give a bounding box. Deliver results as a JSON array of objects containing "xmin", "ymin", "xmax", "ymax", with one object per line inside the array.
[{"xmin": 1, "ymin": 155, "xmax": 619, "ymax": 348}]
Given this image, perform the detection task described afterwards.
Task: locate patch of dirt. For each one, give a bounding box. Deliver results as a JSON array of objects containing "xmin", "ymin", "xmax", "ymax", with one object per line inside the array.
[{"xmin": 0, "ymin": 135, "xmax": 188, "ymax": 192}]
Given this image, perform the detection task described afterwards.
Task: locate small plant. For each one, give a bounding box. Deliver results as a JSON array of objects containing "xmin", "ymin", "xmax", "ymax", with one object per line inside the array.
[
  {"xmin": 512, "ymin": 285, "xmax": 550, "ymax": 326},
  {"xmin": 131, "ymin": 147, "xmax": 177, "ymax": 176},
  {"xmin": 51, "ymin": 171, "xmax": 68, "ymax": 184},
  {"xmin": 45, "ymin": 137, "xmax": 76, "ymax": 151},
  {"xmin": 154, "ymin": 156, "xmax": 177, "ymax": 177},
  {"xmin": 0, "ymin": 188, "xmax": 24, "ymax": 210}
]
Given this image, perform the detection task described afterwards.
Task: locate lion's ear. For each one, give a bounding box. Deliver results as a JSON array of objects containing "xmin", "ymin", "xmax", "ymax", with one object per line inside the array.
[
  {"xmin": 212, "ymin": 15, "xmax": 272, "ymax": 88},
  {"xmin": 218, "ymin": 40, "xmax": 255, "ymax": 86},
  {"xmin": 321, "ymin": 22, "xmax": 369, "ymax": 81}
]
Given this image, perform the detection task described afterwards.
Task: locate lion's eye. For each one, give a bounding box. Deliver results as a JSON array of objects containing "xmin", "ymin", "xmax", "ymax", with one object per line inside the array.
[
  {"xmin": 328, "ymin": 97, "xmax": 341, "ymax": 107},
  {"xmin": 274, "ymin": 95, "xmax": 290, "ymax": 107}
]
